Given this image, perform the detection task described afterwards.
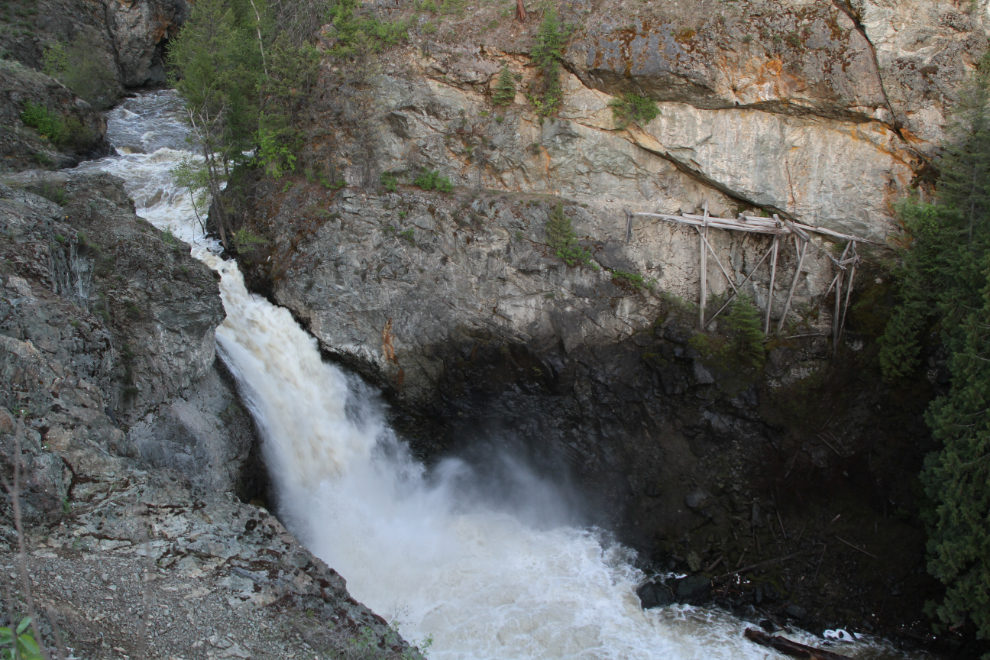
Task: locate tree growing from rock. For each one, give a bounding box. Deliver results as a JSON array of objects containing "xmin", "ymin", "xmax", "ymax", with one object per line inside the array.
[{"xmin": 492, "ymin": 66, "xmax": 516, "ymax": 107}]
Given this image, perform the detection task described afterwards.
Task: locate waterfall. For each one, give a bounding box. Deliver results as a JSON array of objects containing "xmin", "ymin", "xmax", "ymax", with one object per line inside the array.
[{"xmin": 78, "ymin": 90, "xmax": 928, "ymax": 660}]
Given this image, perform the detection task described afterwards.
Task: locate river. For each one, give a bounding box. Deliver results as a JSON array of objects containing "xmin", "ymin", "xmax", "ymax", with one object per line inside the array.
[{"xmin": 77, "ymin": 89, "xmax": 930, "ymax": 660}]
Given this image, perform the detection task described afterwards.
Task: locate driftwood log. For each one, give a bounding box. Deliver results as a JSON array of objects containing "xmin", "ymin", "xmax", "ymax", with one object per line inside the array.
[{"xmin": 744, "ymin": 629, "xmax": 853, "ymax": 660}]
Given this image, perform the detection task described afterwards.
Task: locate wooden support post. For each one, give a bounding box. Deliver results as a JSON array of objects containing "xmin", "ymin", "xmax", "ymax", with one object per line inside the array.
[
  {"xmin": 699, "ymin": 204, "xmax": 708, "ymax": 330},
  {"xmin": 624, "ymin": 208, "xmax": 633, "ymax": 244},
  {"xmin": 839, "ymin": 243, "xmax": 857, "ymax": 344},
  {"xmin": 696, "ymin": 227, "xmax": 739, "ymax": 295},
  {"xmin": 764, "ymin": 235, "xmax": 779, "ymax": 335},
  {"xmin": 831, "ymin": 241, "xmax": 851, "ymax": 357},
  {"xmin": 777, "ymin": 235, "xmax": 808, "ymax": 333},
  {"xmin": 832, "ymin": 267, "xmax": 844, "ymax": 357},
  {"xmin": 704, "ymin": 240, "xmax": 777, "ymax": 328}
]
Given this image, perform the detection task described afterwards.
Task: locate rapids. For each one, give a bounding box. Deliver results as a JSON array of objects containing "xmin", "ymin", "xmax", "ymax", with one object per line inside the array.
[{"xmin": 78, "ymin": 90, "xmax": 932, "ymax": 660}]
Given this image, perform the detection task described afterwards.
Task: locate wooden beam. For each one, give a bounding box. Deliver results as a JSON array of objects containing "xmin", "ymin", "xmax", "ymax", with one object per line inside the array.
[
  {"xmin": 699, "ymin": 204, "xmax": 708, "ymax": 330},
  {"xmin": 696, "ymin": 227, "xmax": 738, "ymax": 296},
  {"xmin": 744, "ymin": 629, "xmax": 853, "ymax": 660},
  {"xmin": 764, "ymin": 235, "xmax": 779, "ymax": 334},
  {"xmin": 637, "ymin": 212, "xmax": 788, "ymax": 235},
  {"xmin": 831, "ymin": 242, "xmax": 851, "ymax": 358},
  {"xmin": 705, "ymin": 240, "xmax": 777, "ymax": 329},
  {"xmin": 839, "ymin": 244, "xmax": 858, "ymax": 344},
  {"xmin": 777, "ymin": 236, "xmax": 808, "ymax": 333}
]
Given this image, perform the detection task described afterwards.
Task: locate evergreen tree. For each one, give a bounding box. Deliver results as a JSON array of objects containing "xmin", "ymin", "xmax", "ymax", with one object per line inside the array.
[
  {"xmin": 922, "ymin": 259, "xmax": 990, "ymax": 637},
  {"xmin": 492, "ymin": 66, "xmax": 516, "ymax": 107},
  {"xmin": 881, "ymin": 52, "xmax": 990, "ymax": 640},
  {"xmin": 168, "ymin": 0, "xmax": 261, "ymax": 246},
  {"xmin": 725, "ymin": 295, "xmax": 765, "ymax": 369},
  {"xmin": 530, "ymin": 7, "xmax": 566, "ymax": 116}
]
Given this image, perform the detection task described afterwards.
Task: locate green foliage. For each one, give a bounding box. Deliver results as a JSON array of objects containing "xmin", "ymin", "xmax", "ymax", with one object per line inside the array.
[
  {"xmin": 492, "ymin": 66, "xmax": 516, "ymax": 107},
  {"xmin": 529, "ymin": 6, "xmax": 567, "ymax": 117},
  {"xmin": 608, "ymin": 93, "xmax": 660, "ymax": 128},
  {"xmin": 327, "ymin": 0, "xmax": 408, "ymax": 58},
  {"xmin": 880, "ymin": 52, "xmax": 990, "ymax": 640},
  {"xmin": 21, "ymin": 101, "xmax": 64, "ymax": 143},
  {"xmin": 413, "ymin": 168, "xmax": 453, "ymax": 192},
  {"xmin": 380, "ymin": 171, "xmax": 398, "ymax": 192},
  {"xmin": 43, "ymin": 35, "xmax": 118, "ymax": 108},
  {"xmin": 257, "ymin": 36, "xmax": 321, "ymax": 178},
  {"xmin": 32, "ymin": 178, "xmax": 67, "ymax": 206},
  {"xmin": 233, "ymin": 227, "xmax": 267, "ymax": 252},
  {"xmin": 546, "ymin": 202, "xmax": 596, "ymax": 268},
  {"xmin": 170, "ymin": 157, "xmax": 211, "ymax": 223},
  {"xmin": 725, "ymin": 295, "xmax": 766, "ymax": 368},
  {"xmin": 41, "ymin": 41, "xmax": 67, "ymax": 80},
  {"xmin": 611, "ymin": 269, "xmax": 652, "ymax": 290},
  {"xmin": 0, "ymin": 617, "xmax": 42, "ymax": 660},
  {"xmin": 687, "ymin": 332, "xmax": 728, "ymax": 365}
]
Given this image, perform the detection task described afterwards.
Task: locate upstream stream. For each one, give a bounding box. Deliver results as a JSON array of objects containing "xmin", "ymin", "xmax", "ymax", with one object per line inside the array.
[{"xmin": 78, "ymin": 90, "xmax": 930, "ymax": 660}]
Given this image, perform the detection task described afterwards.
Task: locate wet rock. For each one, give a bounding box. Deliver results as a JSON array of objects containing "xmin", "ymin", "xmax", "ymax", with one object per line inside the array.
[
  {"xmin": 637, "ymin": 580, "xmax": 676, "ymax": 609},
  {"xmin": 675, "ymin": 575, "xmax": 712, "ymax": 604},
  {"xmin": 785, "ymin": 603, "xmax": 808, "ymax": 620}
]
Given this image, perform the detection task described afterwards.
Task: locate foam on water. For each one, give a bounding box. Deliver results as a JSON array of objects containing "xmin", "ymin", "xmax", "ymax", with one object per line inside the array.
[{"xmin": 82, "ymin": 90, "xmax": 933, "ymax": 660}]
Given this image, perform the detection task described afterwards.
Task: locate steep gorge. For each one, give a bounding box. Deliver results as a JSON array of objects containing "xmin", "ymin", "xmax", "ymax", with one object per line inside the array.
[{"xmin": 227, "ymin": 0, "xmax": 988, "ymax": 646}]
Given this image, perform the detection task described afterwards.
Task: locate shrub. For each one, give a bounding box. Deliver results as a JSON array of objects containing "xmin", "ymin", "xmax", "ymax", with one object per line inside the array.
[
  {"xmin": 0, "ymin": 617, "xmax": 43, "ymax": 660},
  {"xmin": 380, "ymin": 171, "xmax": 398, "ymax": 192},
  {"xmin": 43, "ymin": 36, "xmax": 118, "ymax": 109},
  {"xmin": 328, "ymin": 0, "xmax": 408, "ymax": 57},
  {"xmin": 546, "ymin": 202, "xmax": 596, "ymax": 268},
  {"xmin": 233, "ymin": 227, "xmax": 267, "ymax": 253},
  {"xmin": 611, "ymin": 269, "xmax": 651, "ymax": 290},
  {"xmin": 413, "ymin": 168, "xmax": 453, "ymax": 192},
  {"xmin": 492, "ymin": 66, "xmax": 516, "ymax": 107},
  {"xmin": 608, "ymin": 93, "xmax": 660, "ymax": 128},
  {"xmin": 21, "ymin": 101, "xmax": 64, "ymax": 143}
]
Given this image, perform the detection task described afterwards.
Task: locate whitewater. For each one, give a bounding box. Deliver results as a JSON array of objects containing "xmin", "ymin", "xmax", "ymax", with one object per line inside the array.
[{"xmin": 78, "ymin": 89, "xmax": 929, "ymax": 660}]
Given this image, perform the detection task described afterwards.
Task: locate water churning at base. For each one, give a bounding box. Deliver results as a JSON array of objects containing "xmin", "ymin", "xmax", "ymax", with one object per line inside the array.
[{"xmin": 84, "ymin": 90, "xmax": 924, "ymax": 660}]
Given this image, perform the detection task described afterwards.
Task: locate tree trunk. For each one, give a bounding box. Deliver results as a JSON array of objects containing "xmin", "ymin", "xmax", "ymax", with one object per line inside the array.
[{"xmin": 515, "ymin": 0, "xmax": 526, "ymax": 22}]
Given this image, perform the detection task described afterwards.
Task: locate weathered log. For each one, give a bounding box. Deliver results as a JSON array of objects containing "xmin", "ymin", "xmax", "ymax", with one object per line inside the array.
[
  {"xmin": 699, "ymin": 204, "xmax": 708, "ymax": 330},
  {"xmin": 765, "ymin": 235, "xmax": 779, "ymax": 334},
  {"xmin": 744, "ymin": 629, "xmax": 853, "ymax": 660}
]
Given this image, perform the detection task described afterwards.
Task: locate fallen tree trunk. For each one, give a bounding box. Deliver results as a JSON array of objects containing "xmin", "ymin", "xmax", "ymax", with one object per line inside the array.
[{"xmin": 744, "ymin": 629, "xmax": 852, "ymax": 660}]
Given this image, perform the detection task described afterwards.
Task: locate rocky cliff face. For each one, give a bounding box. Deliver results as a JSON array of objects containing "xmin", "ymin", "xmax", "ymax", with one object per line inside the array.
[
  {"xmin": 0, "ymin": 60, "xmax": 111, "ymax": 172},
  {"xmin": 0, "ymin": 0, "xmax": 188, "ymax": 88},
  {"xmin": 0, "ymin": 170, "xmax": 417, "ymax": 658}
]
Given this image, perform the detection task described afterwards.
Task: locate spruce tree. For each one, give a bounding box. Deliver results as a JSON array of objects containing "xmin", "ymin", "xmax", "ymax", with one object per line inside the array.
[
  {"xmin": 725, "ymin": 295, "xmax": 765, "ymax": 369},
  {"xmin": 530, "ymin": 7, "xmax": 566, "ymax": 116},
  {"xmin": 881, "ymin": 52, "xmax": 990, "ymax": 639},
  {"xmin": 492, "ymin": 66, "xmax": 516, "ymax": 107}
]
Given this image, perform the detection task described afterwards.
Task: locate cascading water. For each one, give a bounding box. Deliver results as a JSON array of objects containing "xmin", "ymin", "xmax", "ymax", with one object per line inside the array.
[{"xmin": 79, "ymin": 90, "xmax": 932, "ymax": 660}]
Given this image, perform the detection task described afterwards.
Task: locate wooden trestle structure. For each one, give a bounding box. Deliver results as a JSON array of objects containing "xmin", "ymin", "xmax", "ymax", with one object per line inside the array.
[{"xmin": 626, "ymin": 204, "xmax": 878, "ymax": 352}]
